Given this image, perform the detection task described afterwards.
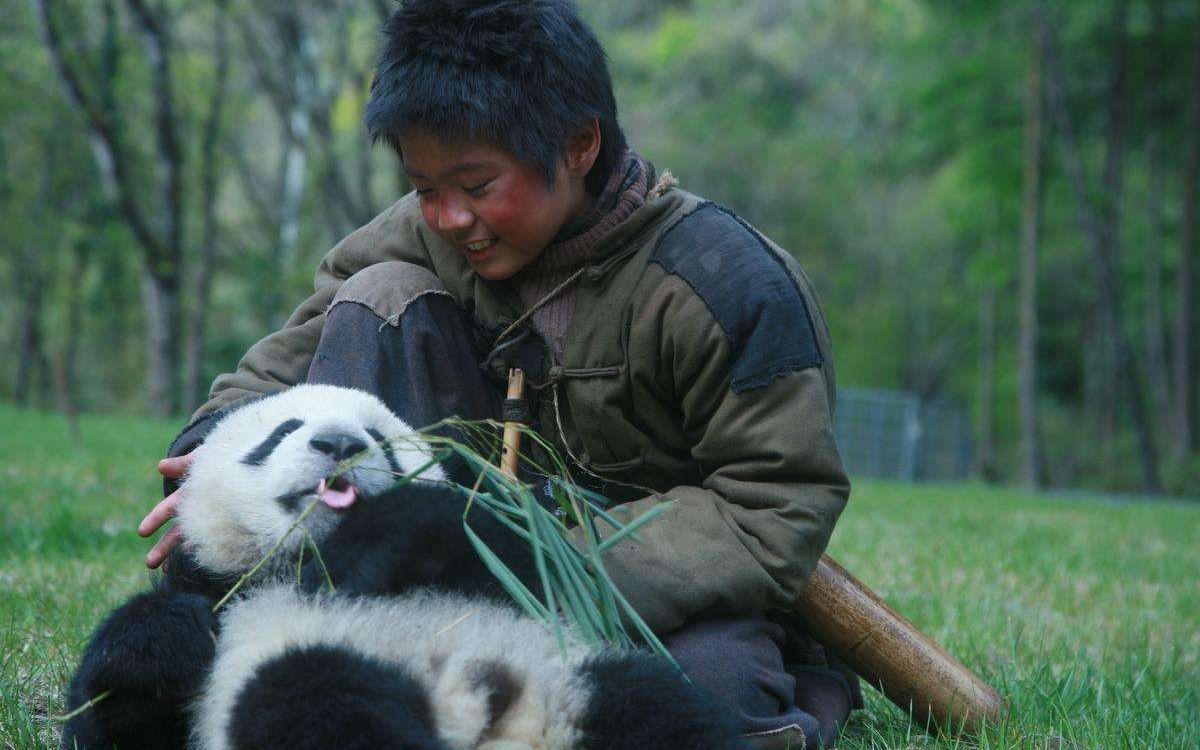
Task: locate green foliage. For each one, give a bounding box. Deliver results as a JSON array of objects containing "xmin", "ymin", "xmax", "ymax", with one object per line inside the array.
[{"xmin": 3, "ymin": 0, "xmax": 1199, "ymax": 491}]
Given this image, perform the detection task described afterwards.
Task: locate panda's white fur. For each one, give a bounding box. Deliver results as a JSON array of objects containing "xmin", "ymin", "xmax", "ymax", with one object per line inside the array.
[
  {"xmin": 194, "ymin": 586, "xmax": 594, "ymax": 750},
  {"xmin": 178, "ymin": 384, "xmax": 445, "ymax": 575}
]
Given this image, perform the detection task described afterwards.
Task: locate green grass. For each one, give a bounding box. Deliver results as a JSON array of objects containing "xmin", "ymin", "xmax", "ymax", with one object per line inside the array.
[{"xmin": 1, "ymin": 404, "xmax": 1197, "ymax": 749}]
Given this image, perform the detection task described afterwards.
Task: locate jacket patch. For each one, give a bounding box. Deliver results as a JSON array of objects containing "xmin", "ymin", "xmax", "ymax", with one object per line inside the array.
[{"xmin": 651, "ymin": 203, "xmax": 823, "ymax": 393}]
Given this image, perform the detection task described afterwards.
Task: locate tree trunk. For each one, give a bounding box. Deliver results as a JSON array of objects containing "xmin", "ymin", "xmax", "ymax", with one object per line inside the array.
[
  {"xmin": 185, "ymin": 0, "xmax": 229, "ymax": 414},
  {"xmin": 1101, "ymin": 0, "xmax": 1160, "ymax": 490},
  {"xmin": 270, "ymin": 107, "xmax": 310, "ymax": 328},
  {"xmin": 35, "ymin": 0, "xmax": 186, "ymax": 416},
  {"xmin": 1174, "ymin": 7, "xmax": 1200, "ymax": 458},
  {"xmin": 1018, "ymin": 8, "xmax": 1045, "ymax": 488},
  {"xmin": 975, "ymin": 285, "xmax": 997, "ymax": 482},
  {"xmin": 54, "ymin": 241, "xmax": 88, "ymax": 442},
  {"xmin": 64, "ymin": 242, "xmax": 87, "ymax": 402},
  {"xmin": 14, "ymin": 136, "xmax": 60, "ymax": 410},
  {"xmin": 142, "ymin": 270, "xmax": 182, "ymax": 418},
  {"xmin": 278, "ymin": 113, "xmax": 310, "ymax": 262},
  {"xmin": 1046, "ymin": 2, "xmax": 1161, "ymax": 491},
  {"xmin": 239, "ymin": 7, "xmax": 315, "ymax": 329},
  {"xmin": 15, "ymin": 250, "xmax": 47, "ymax": 408},
  {"xmin": 128, "ymin": 0, "xmax": 185, "ymax": 415},
  {"xmin": 1145, "ymin": 0, "xmax": 1171, "ymax": 442}
]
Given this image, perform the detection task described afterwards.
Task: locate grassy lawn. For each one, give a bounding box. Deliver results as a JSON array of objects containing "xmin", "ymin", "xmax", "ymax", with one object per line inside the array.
[{"xmin": 1, "ymin": 404, "xmax": 1196, "ymax": 749}]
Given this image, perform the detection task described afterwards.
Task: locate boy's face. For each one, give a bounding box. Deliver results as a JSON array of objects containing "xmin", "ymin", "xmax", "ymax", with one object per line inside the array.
[{"xmin": 400, "ymin": 128, "xmax": 593, "ymax": 281}]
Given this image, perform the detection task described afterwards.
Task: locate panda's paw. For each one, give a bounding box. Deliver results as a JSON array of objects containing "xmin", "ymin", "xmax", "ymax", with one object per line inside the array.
[
  {"xmin": 69, "ymin": 589, "xmax": 217, "ymax": 718},
  {"xmin": 297, "ymin": 481, "xmax": 476, "ymax": 596},
  {"xmin": 62, "ymin": 589, "xmax": 217, "ymax": 749}
]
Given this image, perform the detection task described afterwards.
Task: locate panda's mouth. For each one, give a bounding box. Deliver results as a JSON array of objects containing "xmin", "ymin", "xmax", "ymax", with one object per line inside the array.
[{"xmin": 317, "ymin": 475, "xmax": 358, "ymax": 510}]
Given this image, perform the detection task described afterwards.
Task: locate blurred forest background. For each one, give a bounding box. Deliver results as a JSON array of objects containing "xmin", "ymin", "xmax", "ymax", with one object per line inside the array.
[{"xmin": 1, "ymin": 0, "xmax": 1198, "ymax": 496}]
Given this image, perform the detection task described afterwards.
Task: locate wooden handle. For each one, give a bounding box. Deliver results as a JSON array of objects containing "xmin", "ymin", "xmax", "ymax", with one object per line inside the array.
[
  {"xmin": 500, "ymin": 368, "xmax": 525, "ymax": 478},
  {"xmin": 793, "ymin": 554, "xmax": 1006, "ymax": 734}
]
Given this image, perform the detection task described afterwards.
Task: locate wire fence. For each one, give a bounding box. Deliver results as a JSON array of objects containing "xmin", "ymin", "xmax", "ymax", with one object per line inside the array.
[{"xmin": 833, "ymin": 387, "xmax": 972, "ymax": 482}]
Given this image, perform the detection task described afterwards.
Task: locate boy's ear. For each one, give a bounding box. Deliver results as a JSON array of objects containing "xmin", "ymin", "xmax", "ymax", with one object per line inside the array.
[{"xmin": 565, "ymin": 118, "xmax": 602, "ymax": 178}]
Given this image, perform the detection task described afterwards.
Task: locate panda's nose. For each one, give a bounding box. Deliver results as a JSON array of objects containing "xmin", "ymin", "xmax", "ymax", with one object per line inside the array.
[{"xmin": 308, "ymin": 433, "xmax": 369, "ymax": 462}]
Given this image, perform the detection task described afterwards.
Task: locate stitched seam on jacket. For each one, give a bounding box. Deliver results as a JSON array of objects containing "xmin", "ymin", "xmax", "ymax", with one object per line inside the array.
[
  {"xmin": 326, "ymin": 288, "xmax": 456, "ymax": 328},
  {"xmin": 712, "ymin": 203, "xmax": 825, "ymax": 367},
  {"xmin": 560, "ymin": 366, "xmax": 622, "ymax": 378},
  {"xmin": 648, "ymin": 201, "xmax": 823, "ymax": 393}
]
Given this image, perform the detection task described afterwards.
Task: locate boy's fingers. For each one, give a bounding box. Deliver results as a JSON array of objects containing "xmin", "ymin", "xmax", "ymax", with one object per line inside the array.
[
  {"xmin": 145, "ymin": 526, "xmax": 183, "ymax": 569},
  {"xmin": 143, "ymin": 454, "xmax": 192, "ymax": 569},
  {"xmin": 139, "ymin": 494, "xmax": 179, "ymax": 537},
  {"xmin": 157, "ymin": 453, "xmax": 193, "ymax": 479}
]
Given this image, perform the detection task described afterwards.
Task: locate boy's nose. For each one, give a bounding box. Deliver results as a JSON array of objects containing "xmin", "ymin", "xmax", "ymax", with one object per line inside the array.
[{"xmin": 435, "ymin": 195, "xmax": 474, "ymax": 232}]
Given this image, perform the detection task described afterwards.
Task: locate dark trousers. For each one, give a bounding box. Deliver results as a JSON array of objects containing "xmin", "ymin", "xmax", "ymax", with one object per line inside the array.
[{"xmin": 306, "ymin": 262, "xmax": 858, "ymax": 749}]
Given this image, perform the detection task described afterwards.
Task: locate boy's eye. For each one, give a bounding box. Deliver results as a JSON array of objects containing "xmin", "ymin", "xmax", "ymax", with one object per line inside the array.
[
  {"xmin": 464, "ymin": 181, "xmax": 491, "ymax": 197},
  {"xmin": 415, "ymin": 187, "xmax": 433, "ymax": 197}
]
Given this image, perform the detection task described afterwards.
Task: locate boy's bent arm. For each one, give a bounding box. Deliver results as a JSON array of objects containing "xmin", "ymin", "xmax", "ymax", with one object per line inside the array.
[
  {"xmin": 588, "ymin": 377, "xmax": 849, "ymax": 634},
  {"xmin": 574, "ymin": 257, "xmax": 850, "ymax": 634}
]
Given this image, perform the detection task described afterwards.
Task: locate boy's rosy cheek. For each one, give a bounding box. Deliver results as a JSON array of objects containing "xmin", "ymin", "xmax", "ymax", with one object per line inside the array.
[
  {"xmin": 419, "ymin": 203, "xmax": 439, "ymax": 231},
  {"xmin": 483, "ymin": 199, "xmax": 522, "ymax": 229},
  {"xmin": 487, "ymin": 180, "xmax": 539, "ymax": 226}
]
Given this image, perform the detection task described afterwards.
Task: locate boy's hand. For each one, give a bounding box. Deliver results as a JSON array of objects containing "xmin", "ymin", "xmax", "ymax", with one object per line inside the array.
[{"xmin": 140, "ymin": 453, "xmax": 193, "ymax": 568}]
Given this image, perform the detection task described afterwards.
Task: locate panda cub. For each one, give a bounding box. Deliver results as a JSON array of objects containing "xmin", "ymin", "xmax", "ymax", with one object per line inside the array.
[
  {"xmin": 62, "ymin": 385, "xmax": 468, "ymax": 750},
  {"xmin": 62, "ymin": 384, "xmax": 746, "ymax": 750}
]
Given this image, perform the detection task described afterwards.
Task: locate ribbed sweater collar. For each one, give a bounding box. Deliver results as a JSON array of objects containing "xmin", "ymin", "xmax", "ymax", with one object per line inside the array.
[
  {"xmin": 509, "ymin": 148, "xmax": 652, "ymax": 362},
  {"xmin": 517, "ymin": 148, "xmax": 651, "ymax": 276}
]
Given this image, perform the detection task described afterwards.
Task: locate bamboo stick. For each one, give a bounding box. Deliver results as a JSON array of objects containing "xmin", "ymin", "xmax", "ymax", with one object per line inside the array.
[
  {"xmin": 501, "ymin": 368, "xmax": 525, "ymax": 478},
  {"xmin": 793, "ymin": 554, "xmax": 1006, "ymax": 735}
]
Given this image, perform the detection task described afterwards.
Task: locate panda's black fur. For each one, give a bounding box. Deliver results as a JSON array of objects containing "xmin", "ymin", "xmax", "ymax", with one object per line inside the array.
[
  {"xmin": 61, "ymin": 385, "xmax": 748, "ymax": 750},
  {"xmin": 225, "ymin": 642, "xmax": 445, "ymax": 750}
]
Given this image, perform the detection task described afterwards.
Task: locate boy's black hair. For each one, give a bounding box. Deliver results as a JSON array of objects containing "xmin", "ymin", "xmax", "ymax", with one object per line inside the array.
[{"xmin": 365, "ymin": 0, "xmax": 626, "ymax": 195}]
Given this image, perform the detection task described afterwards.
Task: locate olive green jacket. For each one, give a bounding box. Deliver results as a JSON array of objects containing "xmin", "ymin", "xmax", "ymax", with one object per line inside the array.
[{"xmin": 188, "ymin": 185, "xmax": 850, "ymax": 633}]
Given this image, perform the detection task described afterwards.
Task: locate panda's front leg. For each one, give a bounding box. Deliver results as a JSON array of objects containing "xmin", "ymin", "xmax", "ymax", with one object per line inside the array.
[
  {"xmin": 299, "ymin": 481, "xmax": 536, "ymax": 599},
  {"xmin": 60, "ymin": 587, "xmax": 219, "ymax": 750}
]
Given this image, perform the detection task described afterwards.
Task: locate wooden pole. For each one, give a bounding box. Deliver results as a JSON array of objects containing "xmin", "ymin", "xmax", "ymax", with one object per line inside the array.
[
  {"xmin": 500, "ymin": 368, "xmax": 525, "ymax": 478},
  {"xmin": 793, "ymin": 555, "xmax": 1006, "ymax": 734}
]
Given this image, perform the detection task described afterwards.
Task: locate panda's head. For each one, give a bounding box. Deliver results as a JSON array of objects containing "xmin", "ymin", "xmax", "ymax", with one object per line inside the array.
[{"xmin": 177, "ymin": 384, "xmax": 445, "ymax": 574}]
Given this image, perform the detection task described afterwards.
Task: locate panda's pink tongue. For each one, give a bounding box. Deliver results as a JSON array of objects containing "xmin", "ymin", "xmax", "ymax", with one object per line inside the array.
[{"xmin": 317, "ymin": 478, "xmax": 357, "ymax": 509}]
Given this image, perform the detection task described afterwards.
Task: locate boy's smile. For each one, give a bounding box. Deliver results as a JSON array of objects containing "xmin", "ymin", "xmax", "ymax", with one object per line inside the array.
[{"xmin": 399, "ymin": 128, "xmax": 597, "ymax": 281}]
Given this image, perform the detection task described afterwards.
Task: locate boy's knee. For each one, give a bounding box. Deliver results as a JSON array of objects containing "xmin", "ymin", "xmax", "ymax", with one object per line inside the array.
[
  {"xmin": 330, "ymin": 261, "xmax": 453, "ymax": 324},
  {"xmin": 663, "ymin": 614, "xmax": 790, "ymax": 717},
  {"xmin": 664, "ymin": 614, "xmax": 856, "ymax": 749}
]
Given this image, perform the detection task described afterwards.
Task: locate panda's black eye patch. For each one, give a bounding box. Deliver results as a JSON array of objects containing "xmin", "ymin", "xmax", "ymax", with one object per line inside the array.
[
  {"xmin": 366, "ymin": 427, "xmax": 401, "ymax": 474},
  {"xmin": 241, "ymin": 419, "xmax": 305, "ymax": 466}
]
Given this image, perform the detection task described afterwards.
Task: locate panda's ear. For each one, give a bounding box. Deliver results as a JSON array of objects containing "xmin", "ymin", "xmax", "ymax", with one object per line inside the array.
[{"xmin": 241, "ymin": 419, "xmax": 306, "ymax": 466}]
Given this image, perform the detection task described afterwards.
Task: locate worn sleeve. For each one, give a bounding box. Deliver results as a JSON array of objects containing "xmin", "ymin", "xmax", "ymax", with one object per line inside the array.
[
  {"xmin": 191, "ymin": 194, "xmax": 432, "ymax": 422},
  {"xmin": 575, "ymin": 213, "xmax": 850, "ymax": 633}
]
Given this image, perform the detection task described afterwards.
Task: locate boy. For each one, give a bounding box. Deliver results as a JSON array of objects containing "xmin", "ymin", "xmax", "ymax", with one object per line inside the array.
[{"xmin": 142, "ymin": 1, "xmax": 858, "ymax": 746}]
